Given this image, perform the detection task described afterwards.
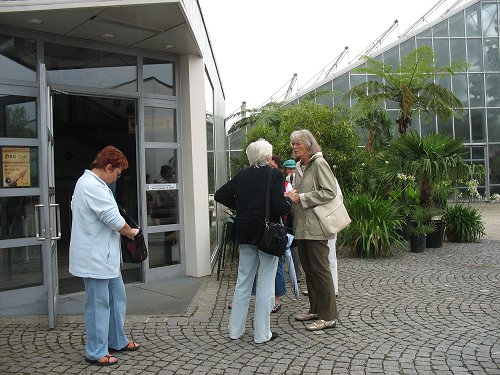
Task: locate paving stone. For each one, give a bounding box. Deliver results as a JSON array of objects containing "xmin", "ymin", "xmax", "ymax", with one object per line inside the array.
[{"xmin": 1, "ymin": 238, "xmax": 500, "ymax": 374}]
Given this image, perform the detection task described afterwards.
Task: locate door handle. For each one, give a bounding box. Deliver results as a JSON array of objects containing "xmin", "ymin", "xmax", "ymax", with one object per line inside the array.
[
  {"xmin": 50, "ymin": 203, "xmax": 61, "ymax": 240},
  {"xmin": 34, "ymin": 204, "xmax": 45, "ymax": 240}
]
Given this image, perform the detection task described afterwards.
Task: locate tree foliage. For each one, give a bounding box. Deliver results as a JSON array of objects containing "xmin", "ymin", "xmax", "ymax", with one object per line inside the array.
[
  {"xmin": 239, "ymin": 100, "xmax": 365, "ymax": 193},
  {"xmin": 349, "ymin": 46, "xmax": 466, "ymax": 135}
]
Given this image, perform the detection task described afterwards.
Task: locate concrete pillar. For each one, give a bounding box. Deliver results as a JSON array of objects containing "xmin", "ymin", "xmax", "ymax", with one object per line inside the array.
[{"xmin": 179, "ymin": 54, "xmax": 211, "ymax": 277}]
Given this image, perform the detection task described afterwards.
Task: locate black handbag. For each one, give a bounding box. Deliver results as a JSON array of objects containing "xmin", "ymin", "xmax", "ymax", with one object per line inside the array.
[
  {"xmin": 258, "ymin": 168, "xmax": 288, "ymax": 257},
  {"xmin": 118, "ymin": 205, "xmax": 148, "ymax": 263}
]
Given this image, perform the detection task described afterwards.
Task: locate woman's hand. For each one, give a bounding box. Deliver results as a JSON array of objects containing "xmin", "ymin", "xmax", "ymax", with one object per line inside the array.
[
  {"xmin": 126, "ymin": 228, "xmax": 140, "ymax": 239},
  {"xmin": 120, "ymin": 224, "xmax": 140, "ymax": 239},
  {"xmin": 285, "ymin": 189, "xmax": 300, "ymax": 204}
]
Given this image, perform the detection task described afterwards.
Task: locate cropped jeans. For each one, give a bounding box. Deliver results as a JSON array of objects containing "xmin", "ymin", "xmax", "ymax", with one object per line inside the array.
[
  {"xmin": 228, "ymin": 244, "xmax": 278, "ymax": 343},
  {"xmin": 83, "ymin": 275, "xmax": 129, "ymax": 360}
]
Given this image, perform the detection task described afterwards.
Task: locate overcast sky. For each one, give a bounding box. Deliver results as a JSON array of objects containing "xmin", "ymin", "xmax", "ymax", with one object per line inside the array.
[{"xmin": 198, "ymin": 0, "xmax": 462, "ymax": 117}]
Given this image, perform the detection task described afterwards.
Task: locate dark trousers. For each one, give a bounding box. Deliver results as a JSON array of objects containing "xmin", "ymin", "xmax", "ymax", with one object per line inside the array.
[{"xmin": 297, "ymin": 239, "xmax": 338, "ymax": 321}]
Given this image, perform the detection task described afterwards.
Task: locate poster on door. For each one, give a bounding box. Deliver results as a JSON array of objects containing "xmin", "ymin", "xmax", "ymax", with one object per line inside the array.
[{"xmin": 2, "ymin": 147, "xmax": 31, "ymax": 187}]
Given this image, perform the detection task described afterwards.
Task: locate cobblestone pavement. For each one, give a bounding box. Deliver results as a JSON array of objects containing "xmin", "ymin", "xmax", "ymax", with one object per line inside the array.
[{"xmin": 1, "ymin": 235, "xmax": 500, "ymax": 374}]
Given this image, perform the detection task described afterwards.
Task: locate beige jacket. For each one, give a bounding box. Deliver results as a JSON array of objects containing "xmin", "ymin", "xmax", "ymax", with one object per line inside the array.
[{"xmin": 292, "ymin": 152, "xmax": 337, "ymax": 240}]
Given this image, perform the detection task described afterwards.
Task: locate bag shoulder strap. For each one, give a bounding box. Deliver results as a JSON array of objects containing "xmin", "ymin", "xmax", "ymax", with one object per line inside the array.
[
  {"xmin": 117, "ymin": 203, "xmax": 139, "ymax": 229},
  {"xmin": 264, "ymin": 167, "xmax": 273, "ymax": 225}
]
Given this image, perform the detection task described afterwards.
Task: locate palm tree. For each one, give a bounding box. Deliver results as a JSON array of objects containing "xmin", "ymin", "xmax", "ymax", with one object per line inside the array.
[
  {"xmin": 378, "ymin": 132, "xmax": 472, "ymax": 208},
  {"xmin": 348, "ymin": 46, "xmax": 465, "ymax": 135}
]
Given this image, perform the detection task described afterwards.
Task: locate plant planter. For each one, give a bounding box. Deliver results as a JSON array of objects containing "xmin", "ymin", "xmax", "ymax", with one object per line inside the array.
[
  {"xmin": 426, "ymin": 220, "xmax": 445, "ymax": 248},
  {"xmin": 401, "ymin": 221, "xmax": 411, "ymax": 241},
  {"xmin": 410, "ymin": 234, "xmax": 426, "ymax": 253},
  {"xmin": 355, "ymin": 242, "xmax": 377, "ymax": 258}
]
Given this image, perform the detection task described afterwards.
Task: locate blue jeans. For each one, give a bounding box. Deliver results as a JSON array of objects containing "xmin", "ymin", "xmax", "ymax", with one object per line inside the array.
[
  {"xmin": 275, "ymin": 255, "xmax": 286, "ymax": 297},
  {"xmin": 228, "ymin": 244, "xmax": 278, "ymax": 343},
  {"xmin": 83, "ymin": 275, "xmax": 129, "ymax": 360},
  {"xmin": 251, "ymin": 255, "xmax": 286, "ymax": 297}
]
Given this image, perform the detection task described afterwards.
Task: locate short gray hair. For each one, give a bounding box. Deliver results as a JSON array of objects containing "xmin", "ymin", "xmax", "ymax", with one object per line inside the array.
[
  {"xmin": 290, "ymin": 129, "xmax": 321, "ymax": 155},
  {"xmin": 246, "ymin": 139, "xmax": 273, "ymax": 167}
]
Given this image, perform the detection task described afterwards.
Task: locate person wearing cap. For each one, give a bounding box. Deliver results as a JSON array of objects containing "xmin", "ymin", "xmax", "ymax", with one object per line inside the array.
[{"xmin": 282, "ymin": 159, "xmax": 302, "ymax": 283}]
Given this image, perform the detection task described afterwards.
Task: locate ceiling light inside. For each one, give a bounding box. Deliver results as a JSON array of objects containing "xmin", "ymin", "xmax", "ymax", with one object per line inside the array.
[
  {"xmin": 27, "ymin": 18, "xmax": 43, "ymax": 25},
  {"xmin": 165, "ymin": 44, "xmax": 175, "ymax": 49},
  {"xmin": 101, "ymin": 33, "xmax": 115, "ymax": 39}
]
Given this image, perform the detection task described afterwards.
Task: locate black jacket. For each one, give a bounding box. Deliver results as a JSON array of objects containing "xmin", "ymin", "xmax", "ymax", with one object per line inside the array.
[{"xmin": 214, "ymin": 165, "xmax": 292, "ymax": 246}]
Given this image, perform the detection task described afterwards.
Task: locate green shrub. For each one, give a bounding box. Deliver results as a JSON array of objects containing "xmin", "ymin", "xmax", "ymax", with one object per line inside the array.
[
  {"xmin": 340, "ymin": 194, "xmax": 404, "ymax": 257},
  {"xmin": 444, "ymin": 204, "xmax": 485, "ymax": 242}
]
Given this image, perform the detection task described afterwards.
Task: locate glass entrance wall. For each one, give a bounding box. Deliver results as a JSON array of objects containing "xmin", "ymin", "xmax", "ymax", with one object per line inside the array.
[
  {"xmin": 0, "ymin": 31, "xmax": 182, "ymax": 294},
  {"xmin": 0, "ymin": 91, "xmax": 42, "ymax": 291}
]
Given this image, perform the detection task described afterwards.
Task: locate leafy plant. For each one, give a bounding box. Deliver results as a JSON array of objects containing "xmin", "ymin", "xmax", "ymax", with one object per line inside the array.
[
  {"xmin": 407, "ymin": 206, "xmax": 435, "ymax": 237},
  {"xmin": 348, "ymin": 46, "xmax": 466, "ymax": 134},
  {"xmin": 340, "ymin": 194, "xmax": 404, "ymax": 257},
  {"xmin": 444, "ymin": 204, "xmax": 485, "ymax": 242},
  {"xmin": 376, "ymin": 132, "xmax": 471, "ymax": 208}
]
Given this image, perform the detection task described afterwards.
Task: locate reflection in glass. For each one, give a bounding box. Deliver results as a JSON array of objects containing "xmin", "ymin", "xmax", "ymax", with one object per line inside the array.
[
  {"xmin": 467, "ymin": 39, "xmax": 483, "ymax": 71},
  {"xmin": 449, "ymin": 11, "xmax": 465, "ymax": 37},
  {"xmin": 0, "ymin": 96, "xmax": 37, "ymax": 138},
  {"xmin": 469, "ymin": 73, "xmax": 485, "ymax": 107},
  {"xmin": 207, "ymin": 152, "xmax": 215, "ymax": 195},
  {"xmin": 148, "ymin": 231, "xmax": 180, "ymax": 268},
  {"xmin": 205, "ymin": 71, "xmax": 217, "ymax": 254},
  {"xmin": 451, "ymin": 74, "xmax": 468, "ymax": 106},
  {"xmin": 465, "ymin": 3, "xmax": 481, "ymax": 37},
  {"xmin": 486, "ymin": 73, "xmax": 500, "ymax": 106},
  {"xmin": 482, "ymin": 3, "xmax": 498, "ymax": 37},
  {"xmin": 0, "ymin": 245, "xmax": 43, "ymax": 291},
  {"xmin": 145, "ymin": 148, "xmax": 178, "ymax": 225},
  {"xmin": 144, "ymin": 107, "xmax": 176, "ymax": 142},
  {"xmin": 148, "ymin": 189, "xmax": 178, "ymax": 225},
  {"xmin": 470, "ymin": 109, "xmax": 486, "ymax": 142},
  {"xmin": 45, "ymin": 43, "xmax": 137, "ymax": 91},
  {"xmin": 0, "ymin": 147, "xmax": 38, "ymax": 188},
  {"xmin": 0, "ymin": 196, "xmax": 39, "ymax": 239},
  {"xmin": 450, "ymin": 39, "xmax": 466, "ymax": 66},
  {"xmin": 487, "ymin": 108, "xmax": 500, "ymax": 141},
  {"xmin": 483, "ymin": 38, "xmax": 500, "ymax": 71},
  {"xmin": 143, "ymin": 58, "xmax": 174, "ymax": 96},
  {"xmin": 0, "ymin": 34, "xmax": 36, "ymax": 81}
]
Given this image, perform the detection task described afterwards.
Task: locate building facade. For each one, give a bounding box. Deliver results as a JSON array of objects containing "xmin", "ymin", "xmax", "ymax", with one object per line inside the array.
[
  {"xmin": 228, "ymin": 0, "xmax": 499, "ymax": 199},
  {"xmin": 0, "ymin": 0, "xmax": 227, "ymax": 327}
]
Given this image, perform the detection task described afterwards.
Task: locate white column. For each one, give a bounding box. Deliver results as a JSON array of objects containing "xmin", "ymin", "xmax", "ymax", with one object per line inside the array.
[{"xmin": 179, "ymin": 55, "xmax": 211, "ymax": 277}]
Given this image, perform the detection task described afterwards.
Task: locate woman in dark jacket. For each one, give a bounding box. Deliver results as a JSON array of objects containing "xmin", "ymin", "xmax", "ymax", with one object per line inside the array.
[{"xmin": 215, "ymin": 139, "xmax": 293, "ymax": 343}]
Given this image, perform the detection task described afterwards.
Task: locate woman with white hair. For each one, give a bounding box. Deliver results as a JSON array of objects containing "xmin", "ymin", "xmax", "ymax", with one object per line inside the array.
[
  {"xmin": 215, "ymin": 139, "xmax": 294, "ymax": 343},
  {"xmin": 288, "ymin": 129, "xmax": 339, "ymax": 331}
]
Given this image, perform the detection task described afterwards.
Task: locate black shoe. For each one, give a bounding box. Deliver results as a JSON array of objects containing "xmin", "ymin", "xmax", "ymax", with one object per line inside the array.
[{"xmin": 270, "ymin": 332, "xmax": 278, "ymax": 341}]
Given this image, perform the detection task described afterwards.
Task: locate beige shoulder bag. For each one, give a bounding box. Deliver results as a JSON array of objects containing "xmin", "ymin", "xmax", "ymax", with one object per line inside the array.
[{"xmin": 312, "ymin": 165, "xmax": 351, "ymax": 238}]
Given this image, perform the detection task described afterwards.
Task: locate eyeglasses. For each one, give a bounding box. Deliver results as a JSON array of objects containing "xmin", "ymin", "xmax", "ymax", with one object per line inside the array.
[{"xmin": 114, "ymin": 169, "xmax": 122, "ymax": 179}]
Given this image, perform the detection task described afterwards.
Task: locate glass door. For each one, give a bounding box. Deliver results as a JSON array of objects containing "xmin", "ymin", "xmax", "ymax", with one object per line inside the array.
[
  {"xmin": 142, "ymin": 99, "xmax": 183, "ymax": 278},
  {"xmin": 38, "ymin": 64, "xmax": 61, "ymax": 328}
]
